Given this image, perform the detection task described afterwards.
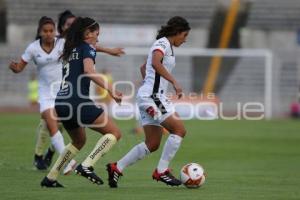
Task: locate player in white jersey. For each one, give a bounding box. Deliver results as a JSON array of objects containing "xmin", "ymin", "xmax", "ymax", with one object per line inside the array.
[
  {"xmin": 136, "ymin": 36, "xmax": 177, "ymax": 124},
  {"xmin": 107, "ymin": 16, "xmax": 191, "ymax": 187},
  {"xmin": 9, "ymin": 16, "xmax": 78, "ymax": 174}
]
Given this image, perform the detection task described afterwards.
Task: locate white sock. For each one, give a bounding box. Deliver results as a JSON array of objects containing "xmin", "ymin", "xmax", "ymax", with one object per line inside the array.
[
  {"xmin": 50, "ymin": 131, "xmax": 65, "ymax": 154},
  {"xmin": 157, "ymin": 134, "xmax": 183, "ymax": 173},
  {"xmin": 117, "ymin": 142, "xmax": 150, "ymax": 172}
]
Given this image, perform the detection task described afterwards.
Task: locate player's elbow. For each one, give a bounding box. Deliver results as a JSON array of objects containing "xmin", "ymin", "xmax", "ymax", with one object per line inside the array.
[
  {"xmin": 11, "ymin": 68, "xmax": 22, "ymax": 73},
  {"xmin": 140, "ymin": 65, "xmax": 146, "ymax": 74},
  {"xmin": 151, "ymin": 62, "xmax": 161, "ymax": 71}
]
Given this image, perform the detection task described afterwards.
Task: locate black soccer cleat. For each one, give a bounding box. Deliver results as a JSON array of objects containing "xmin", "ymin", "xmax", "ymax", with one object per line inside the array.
[
  {"xmin": 40, "ymin": 177, "xmax": 64, "ymax": 188},
  {"xmin": 34, "ymin": 154, "xmax": 48, "ymax": 170},
  {"xmin": 75, "ymin": 164, "xmax": 104, "ymax": 185},
  {"xmin": 44, "ymin": 148, "xmax": 55, "ymax": 167},
  {"xmin": 106, "ymin": 163, "xmax": 123, "ymax": 188},
  {"xmin": 152, "ymin": 169, "xmax": 182, "ymax": 186}
]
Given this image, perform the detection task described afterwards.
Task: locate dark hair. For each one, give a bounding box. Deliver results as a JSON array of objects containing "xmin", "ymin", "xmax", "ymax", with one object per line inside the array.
[
  {"xmin": 35, "ymin": 16, "xmax": 55, "ymax": 40},
  {"xmin": 156, "ymin": 16, "xmax": 191, "ymax": 40},
  {"xmin": 57, "ymin": 10, "xmax": 76, "ymax": 36},
  {"xmin": 61, "ymin": 17, "xmax": 99, "ymax": 62}
]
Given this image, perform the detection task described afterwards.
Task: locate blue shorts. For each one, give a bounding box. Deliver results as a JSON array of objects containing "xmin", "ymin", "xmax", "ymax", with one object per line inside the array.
[{"xmin": 55, "ymin": 99, "xmax": 104, "ymax": 130}]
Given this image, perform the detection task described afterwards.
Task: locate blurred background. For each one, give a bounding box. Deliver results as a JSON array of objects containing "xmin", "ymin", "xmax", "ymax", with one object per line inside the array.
[{"xmin": 1, "ymin": 0, "xmax": 300, "ymax": 119}]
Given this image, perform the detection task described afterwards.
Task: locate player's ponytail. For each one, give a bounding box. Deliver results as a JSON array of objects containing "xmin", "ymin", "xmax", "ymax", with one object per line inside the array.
[
  {"xmin": 35, "ymin": 16, "xmax": 55, "ymax": 40},
  {"xmin": 61, "ymin": 17, "xmax": 99, "ymax": 62},
  {"xmin": 156, "ymin": 16, "xmax": 191, "ymax": 40},
  {"xmin": 57, "ymin": 10, "xmax": 76, "ymax": 37}
]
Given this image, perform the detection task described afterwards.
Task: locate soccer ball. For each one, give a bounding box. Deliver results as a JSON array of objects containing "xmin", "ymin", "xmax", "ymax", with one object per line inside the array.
[{"xmin": 180, "ymin": 163, "xmax": 206, "ymax": 188}]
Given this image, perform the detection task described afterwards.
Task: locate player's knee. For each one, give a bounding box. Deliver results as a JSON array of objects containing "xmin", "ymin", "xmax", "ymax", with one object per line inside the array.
[
  {"xmin": 173, "ymin": 126, "xmax": 186, "ymax": 138},
  {"xmin": 112, "ymin": 128, "xmax": 122, "ymax": 141},
  {"xmin": 72, "ymin": 138, "xmax": 86, "ymax": 150},
  {"xmin": 146, "ymin": 142, "xmax": 160, "ymax": 152}
]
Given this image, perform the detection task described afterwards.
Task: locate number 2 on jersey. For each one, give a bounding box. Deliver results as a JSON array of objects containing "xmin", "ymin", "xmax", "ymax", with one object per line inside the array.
[{"xmin": 61, "ymin": 63, "xmax": 70, "ymax": 90}]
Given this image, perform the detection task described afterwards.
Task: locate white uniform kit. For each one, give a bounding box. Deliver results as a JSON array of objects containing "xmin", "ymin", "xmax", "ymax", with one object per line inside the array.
[
  {"xmin": 137, "ymin": 37, "xmax": 176, "ymax": 126},
  {"xmin": 22, "ymin": 38, "xmax": 65, "ymax": 113}
]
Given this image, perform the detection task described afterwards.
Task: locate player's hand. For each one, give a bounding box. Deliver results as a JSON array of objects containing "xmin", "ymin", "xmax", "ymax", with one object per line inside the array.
[
  {"xmin": 110, "ymin": 89, "xmax": 123, "ymax": 105},
  {"xmin": 173, "ymin": 81, "xmax": 183, "ymax": 99},
  {"xmin": 9, "ymin": 61, "xmax": 19, "ymax": 73},
  {"xmin": 108, "ymin": 48, "xmax": 125, "ymax": 57}
]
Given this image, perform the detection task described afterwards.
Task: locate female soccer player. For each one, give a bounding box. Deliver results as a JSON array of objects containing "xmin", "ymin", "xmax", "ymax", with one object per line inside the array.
[
  {"xmin": 107, "ymin": 16, "xmax": 191, "ymax": 187},
  {"xmin": 9, "ymin": 16, "xmax": 77, "ymax": 173},
  {"xmin": 57, "ymin": 10, "xmax": 76, "ymax": 38},
  {"xmin": 33, "ymin": 10, "xmax": 125, "ymax": 170},
  {"xmin": 40, "ymin": 17, "xmax": 123, "ymax": 188}
]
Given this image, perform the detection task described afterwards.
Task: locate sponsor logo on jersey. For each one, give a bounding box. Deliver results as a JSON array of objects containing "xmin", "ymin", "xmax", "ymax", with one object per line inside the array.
[{"xmin": 89, "ymin": 50, "xmax": 96, "ymax": 57}]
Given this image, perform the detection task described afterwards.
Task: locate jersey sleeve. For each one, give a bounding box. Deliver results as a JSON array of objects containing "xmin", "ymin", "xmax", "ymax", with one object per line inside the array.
[
  {"xmin": 21, "ymin": 44, "xmax": 34, "ymax": 63},
  {"xmin": 152, "ymin": 39, "xmax": 168, "ymax": 56},
  {"xmin": 82, "ymin": 44, "xmax": 96, "ymax": 62}
]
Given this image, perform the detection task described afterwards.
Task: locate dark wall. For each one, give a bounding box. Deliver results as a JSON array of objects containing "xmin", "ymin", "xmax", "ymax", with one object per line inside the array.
[{"xmin": 0, "ymin": 0, "xmax": 6, "ymax": 42}]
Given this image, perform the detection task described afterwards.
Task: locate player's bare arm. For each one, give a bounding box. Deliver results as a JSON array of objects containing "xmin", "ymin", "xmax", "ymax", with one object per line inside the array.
[
  {"xmin": 83, "ymin": 57, "xmax": 122, "ymax": 104},
  {"xmin": 152, "ymin": 50, "xmax": 183, "ymax": 98},
  {"xmin": 95, "ymin": 45, "xmax": 125, "ymax": 57},
  {"xmin": 140, "ymin": 61, "xmax": 146, "ymax": 79},
  {"xmin": 9, "ymin": 59, "xmax": 27, "ymax": 73}
]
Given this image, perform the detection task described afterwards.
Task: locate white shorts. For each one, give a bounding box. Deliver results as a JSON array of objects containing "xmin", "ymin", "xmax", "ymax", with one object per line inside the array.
[
  {"xmin": 136, "ymin": 95, "xmax": 175, "ymax": 127},
  {"xmin": 39, "ymin": 96, "xmax": 55, "ymax": 113},
  {"xmin": 38, "ymin": 85, "xmax": 59, "ymax": 113}
]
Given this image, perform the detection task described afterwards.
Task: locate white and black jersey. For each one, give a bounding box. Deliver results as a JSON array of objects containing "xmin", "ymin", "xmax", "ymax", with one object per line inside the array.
[
  {"xmin": 136, "ymin": 37, "xmax": 176, "ymax": 126},
  {"xmin": 137, "ymin": 37, "xmax": 175, "ymax": 98}
]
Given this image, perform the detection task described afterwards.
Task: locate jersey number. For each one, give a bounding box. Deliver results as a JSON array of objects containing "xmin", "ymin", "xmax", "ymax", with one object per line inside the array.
[{"xmin": 61, "ymin": 63, "xmax": 70, "ymax": 90}]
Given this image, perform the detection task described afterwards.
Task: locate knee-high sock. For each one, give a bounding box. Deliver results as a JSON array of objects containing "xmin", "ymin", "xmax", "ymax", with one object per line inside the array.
[
  {"xmin": 117, "ymin": 142, "xmax": 150, "ymax": 172},
  {"xmin": 47, "ymin": 143, "xmax": 79, "ymax": 180},
  {"xmin": 35, "ymin": 119, "xmax": 49, "ymax": 156},
  {"xmin": 157, "ymin": 134, "xmax": 183, "ymax": 173},
  {"xmin": 82, "ymin": 134, "xmax": 117, "ymax": 168},
  {"xmin": 48, "ymin": 122, "xmax": 65, "ymax": 152},
  {"xmin": 51, "ymin": 131, "xmax": 65, "ymax": 154}
]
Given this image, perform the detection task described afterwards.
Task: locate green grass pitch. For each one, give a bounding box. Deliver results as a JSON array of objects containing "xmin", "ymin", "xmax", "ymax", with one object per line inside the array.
[{"xmin": 0, "ymin": 113, "xmax": 299, "ymax": 200}]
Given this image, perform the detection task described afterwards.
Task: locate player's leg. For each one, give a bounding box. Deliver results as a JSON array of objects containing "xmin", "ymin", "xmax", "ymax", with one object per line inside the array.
[
  {"xmin": 107, "ymin": 125, "xmax": 163, "ymax": 188},
  {"xmin": 117, "ymin": 125, "xmax": 163, "ymax": 171},
  {"xmin": 43, "ymin": 146, "xmax": 55, "ymax": 168},
  {"xmin": 153, "ymin": 112, "xmax": 186, "ymax": 186},
  {"xmin": 40, "ymin": 127, "xmax": 84, "ymax": 187},
  {"xmin": 33, "ymin": 119, "xmax": 49, "ymax": 170},
  {"xmin": 42, "ymin": 108, "xmax": 77, "ymax": 174},
  {"xmin": 75, "ymin": 112, "xmax": 121, "ymax": 185},
  {"xmin": 43, "ymin": 121, "xmax": 64, "ymax": 167},
  {"xmin": 41, "ymin": 109, "xmax": 65, "ymax": 153}
]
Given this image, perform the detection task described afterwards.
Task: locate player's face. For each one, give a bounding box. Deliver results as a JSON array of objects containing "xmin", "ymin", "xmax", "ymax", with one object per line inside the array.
[
  {"xmin": 86, "ymin": 28, "xmax": 100, "ymax": 46},
  {"xmin": 62, "ymin": 17, "xmax": 76, "ymax": 33},
  {"xmin": 173, "ymin": 31, "xmax": 189, "ymax": 47},
  {"xmin": 40, "ymin": 24, "xmax": 55, "ymax": 43}
]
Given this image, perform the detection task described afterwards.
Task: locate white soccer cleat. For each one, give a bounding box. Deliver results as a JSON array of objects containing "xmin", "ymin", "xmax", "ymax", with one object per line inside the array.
[{"xmin": 63, "ymin": 159, "xmax": 77, "ymax": 175}]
